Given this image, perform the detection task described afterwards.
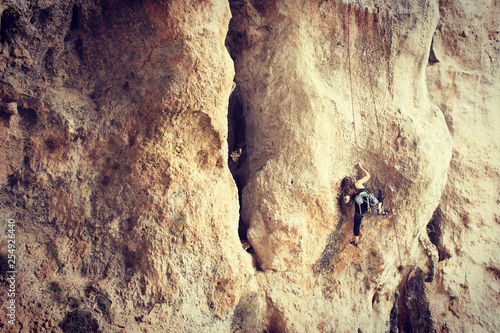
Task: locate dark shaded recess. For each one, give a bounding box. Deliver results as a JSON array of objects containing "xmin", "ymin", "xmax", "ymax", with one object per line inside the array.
[
  {"xmin": 404, "ymin": 269, "xmax": 435, "ymax": 333},
  {"xmin": 250, "ymin": 0, "xmax": 267, "ymax": 16},
  {"xmin": 74, "ymin": 39, "xmax": 84, "ymax": 60},
  {"xmin": 101, "ymin": 175, "xmax": 110, "ymax": 187},
  {"xmin": 17, "ymin": 106, "xmax": 38, "ymax": 130},
  {"xmin": 44, "ymin": 47, "xmax": 56, "ymax": 75},
  {"xmin": 45, "ymin": 138, "xmax": 59, "ymax": 153},
  {"xmin": 395, "ymin": 268, "xmax": 435, "ymax": 333},
  {"xmin": 426, "ymin": 208, "xmax": 451, "ymax": 262},
  {"xmin": 226, "ymin": 30, "xmax": 244, "ymax": 61},
  {"xmin": 226, "ymin": 1, "xmax": 251, "ymax": 61},
  {"xmin": 70, "ymin": 5, "xmax": 80, "ymax": 31},
  {"xmin": 227, "ymin": 1, "xmax": 252, "ymax": 249},
  {"xmin": 0, "ymin": 253, "xmax": 8, "ymax": 276},
  {"xmin": 372, "ymin": 291, "xmax": 379, "ymax": 307},
  {"xmin": 64, "ymin": 0, "xmax": 155, "ymax": 110},
  {"xmin": 428, "ymin": 38, "xmax": 439, "ymax": 65},
  {"xmin": 389, "ymin": 290, "xmax": 400, "ymax": 333},
  {"xmin": 123, "ymin": 247, "xmax": 138, "ymax": 271},
  {"xmin": 99, "ymin": 0, "xmax": 145, "ymax": 28},
  {"xmin": 395, "ymin": 269, "xmax": 413, "ymax": 333},
  {"xmin": 267, "ymin": 309, "xmax": 287, "ymax": 333},
  {"xmin": 7, "ymin": 173, "xmax": 20, "ymax": 187},
  {"xmin": 0, "ymin": 8, "xmax": 21, "ymax": 44},
  {"xmin": 30, "ymin": 8, "xmax": 50, "ymax": 26},
  {"xmin": 101, "ymin": 0, "xmax": 141, "ymax": 11},
  {"xmin": 0, "ymin": 109, "xmax": 11, "ymax": 123},
  {"xmin": 60, "ymin": 310, "xmax": 101, "ymax": 333},
  {"xmin": 227, "ymin": 88, "xmax": 250, "ymax": 245},
  {"xmin": 122, "ymin": 244, "xmax": 141, "ymax": 283}
]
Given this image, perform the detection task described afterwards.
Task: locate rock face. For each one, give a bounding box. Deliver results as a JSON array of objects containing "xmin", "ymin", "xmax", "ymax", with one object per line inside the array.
[
  {"xmin": 0, "ymin": 0, "xmax": 498, "ymax": 332},
  {"xmin": 425, "ymin": 1, "xmax": 500, "ymax": 332},
  {"xmin": 0, "ymin": 0, "xmax": 252, "ymax": 332},
  {"xmin": 228, "ymin": 0, "xmax": 453, "ymax": 332}
]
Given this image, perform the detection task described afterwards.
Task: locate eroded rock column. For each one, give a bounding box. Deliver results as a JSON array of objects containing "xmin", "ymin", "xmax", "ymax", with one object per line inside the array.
[
  {"xmin": 228, "ymin": 0, "xmax": 452, "ymax": 331},
  {"xmin": 0, "ymin": 0, "xmax": 252, "ymax": 331},
  {"xmin": 425, "ymin": 0, "xmax": 500, "ymax": 331}
]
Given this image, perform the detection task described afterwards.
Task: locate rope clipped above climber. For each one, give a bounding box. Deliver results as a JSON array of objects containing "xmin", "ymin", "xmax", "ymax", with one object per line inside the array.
[{"xmin": 343, "ymin": 0, "xmax": 403, "ymax": 271}]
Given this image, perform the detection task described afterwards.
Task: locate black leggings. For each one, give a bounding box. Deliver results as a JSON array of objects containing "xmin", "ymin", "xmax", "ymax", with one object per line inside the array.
[
  {"xmin": 353, "ymin": 189, "xmax": 384, "ymax": 237},
  {"xmin": 354, "ymin": 213, "xmax": 363, "ymax": 237}
]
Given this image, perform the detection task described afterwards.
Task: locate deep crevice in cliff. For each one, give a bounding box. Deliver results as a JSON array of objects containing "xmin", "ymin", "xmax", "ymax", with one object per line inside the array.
[
  {"xmin": 428, "ymin": 38, "xmax": 439, "ymax": 65},
  {"xmin": 402, "ymin": 268, "xmax": 435, "ymax": 332},
  {"xmin": 227, "ymin": 86, "xmax": 250, "ymax": 249},
  {"xmin": 426, "ymin": 207, "xmax": 451, "ymax": 262},
  {"xmin": 393, "ymin": 267, "xmax": 437, "ymax": 333},
  {"xmin": 226, "ymin": 1, "xmax": 254, "ymax": 255}
]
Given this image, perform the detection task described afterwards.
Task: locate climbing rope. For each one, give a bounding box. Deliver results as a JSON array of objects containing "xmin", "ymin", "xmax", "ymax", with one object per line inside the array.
[
  {"xmin": 346, "ymin": 0, "xmax": 404, "ymax": 270},
  {"xmin": 346, "ymin": 0, "xmax": 361, "ymax": 178},
  {"xmin": 359, "ymin": 3, "xmax": 403, "ymax": 270}
]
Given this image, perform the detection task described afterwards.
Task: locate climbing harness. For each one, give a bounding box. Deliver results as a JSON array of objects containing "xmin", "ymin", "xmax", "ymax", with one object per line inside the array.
[
  {"xmin": 354, "ymin": 191, "xmax": 379, "ymax": 215},
  {"xmin": 346, "ymin": 0, "xmax": 403, "ymax": 270}
]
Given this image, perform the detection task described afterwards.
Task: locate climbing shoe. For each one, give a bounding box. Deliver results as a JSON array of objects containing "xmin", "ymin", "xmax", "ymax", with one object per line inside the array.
[
  {"xmin": 377, "ymin": 210, "xmax": 388, "ymax": 216},
  {"xmin": 349, "ymin": 240, "xmax": 358, "ymax": 248}
]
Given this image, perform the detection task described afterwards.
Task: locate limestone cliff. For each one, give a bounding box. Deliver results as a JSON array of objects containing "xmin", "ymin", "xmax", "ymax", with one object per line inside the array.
[
  {"xmin": 0, "ymin": 0, "xmax": 498, "ymax": 332},
  {"xmin": 0, "ymin": 0, "xmax": 251, "ymax": 331},
  {"xmin": 425, "ymin": 1, "xmax": 500, "ymax": 331}
]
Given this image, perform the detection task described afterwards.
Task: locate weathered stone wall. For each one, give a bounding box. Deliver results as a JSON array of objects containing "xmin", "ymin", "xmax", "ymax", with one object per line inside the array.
[
  {"xmin": 0, "ymin": 0, "xmax": 498, "ymax": 332},
  {"xmin": 228, "ymin": 0, "xmax": 452, "ymax": 331},
  {"xmin": 425, "ymin": 0, "xmax": 500, "ymax": 331},
  {"xmin": 0, "ymin": 0, "xmax": 252, "ymax": 332}
]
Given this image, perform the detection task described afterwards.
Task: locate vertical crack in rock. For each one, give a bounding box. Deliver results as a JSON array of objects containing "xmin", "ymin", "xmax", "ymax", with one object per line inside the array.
[
  {"xmin": 396, "ymin": 268, "xmax": 435, "ymax": 333},
  {"xmin": 389, "ymin": 290, "xmax": 400, "ymax": 333},
  {"xmin": 405, "ymin": 268, "xmax": 434, "ymax": 332},
  {"xmin": 426, "ymin": 207, "xmax": 451, "ymax": 262},
  {"xmin": 226, "ymin": 1, "xmax": 253, "ymax": 258},
  {"xmin": 396, "ymin": 270, "xmax": 413, "ymax": 333},
  {"xmin": 227, "ymin": 87, "xmax": 250, "ymax": 248},
  {"xmin": 428, "ymin": 38, "xmax": 439, "ymax": 65}
]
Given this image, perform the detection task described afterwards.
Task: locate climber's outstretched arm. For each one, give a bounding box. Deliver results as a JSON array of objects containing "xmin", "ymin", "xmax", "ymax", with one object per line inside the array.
[{"xmin": 355, "ymin": 163, "xmax": 370, "ymax": 188}]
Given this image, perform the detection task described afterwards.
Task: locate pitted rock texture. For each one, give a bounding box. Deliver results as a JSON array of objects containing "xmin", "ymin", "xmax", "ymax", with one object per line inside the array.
[
  {"xmin": 0, "ymin": 0, "xmax": 498, "ymax": 332},
  {"xmin": 0, "ymin": 0, "xmax": 252, "ymax": 332},
  {"xmin": 230, "ymin": 0, "xmax": 451, "ymax": 331},
  {"xmin": 425, "ymin": 0, "xmax": 500, "ymax": 332}
]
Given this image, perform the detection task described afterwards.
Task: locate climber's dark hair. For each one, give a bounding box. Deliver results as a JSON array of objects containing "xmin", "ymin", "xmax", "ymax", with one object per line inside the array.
[{"xmin": 341, "ymin": 177, "xmax": 356, "ymax": 204}]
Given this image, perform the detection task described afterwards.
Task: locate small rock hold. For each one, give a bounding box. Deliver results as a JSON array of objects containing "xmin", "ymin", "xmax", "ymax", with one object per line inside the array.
[{"xmin": 5, "ymin": 102, "xmax": 18, "ymax": 115}]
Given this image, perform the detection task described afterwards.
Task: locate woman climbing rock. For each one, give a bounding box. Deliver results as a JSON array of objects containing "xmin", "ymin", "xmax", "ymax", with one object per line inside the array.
[{"xmin": 341, "ymin": 163, "xmax": 388, "ymax": 248}]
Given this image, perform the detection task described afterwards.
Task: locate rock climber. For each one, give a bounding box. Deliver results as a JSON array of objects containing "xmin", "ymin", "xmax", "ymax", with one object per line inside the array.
[{"xmin": 341, "ymin": 163, "xmax": 388, "ymax": 248}]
